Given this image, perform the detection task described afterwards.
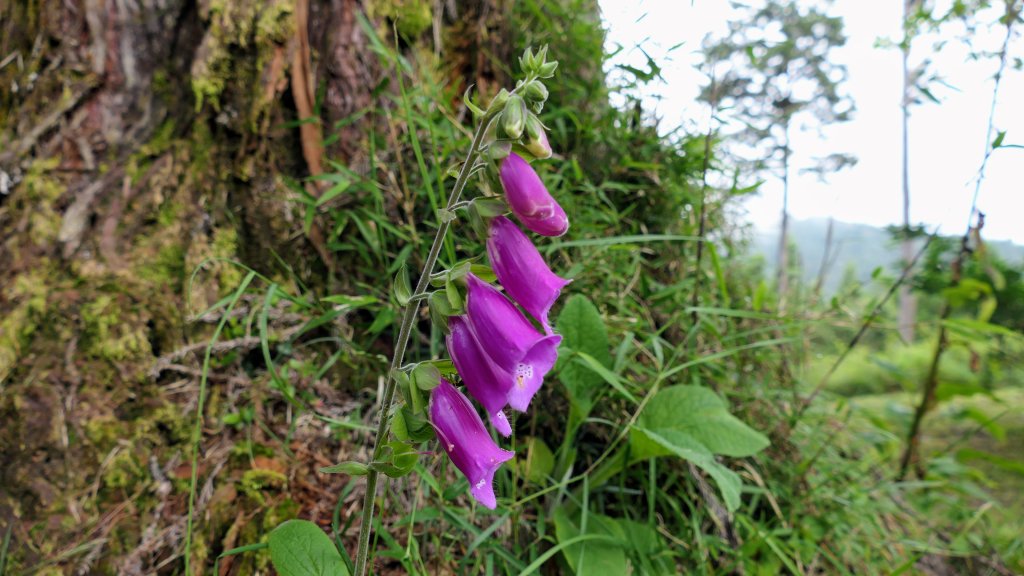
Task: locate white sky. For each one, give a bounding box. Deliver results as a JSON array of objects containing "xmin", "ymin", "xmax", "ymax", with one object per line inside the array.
[{"xmin": 599, "ymin": 0, "xmax": 1024, "ymax": 243}]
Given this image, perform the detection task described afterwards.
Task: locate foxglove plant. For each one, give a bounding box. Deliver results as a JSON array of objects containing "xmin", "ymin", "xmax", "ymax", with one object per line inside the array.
[{"xmin": 342, "ymin": 46, "xmax": 566, "ymax": 576}]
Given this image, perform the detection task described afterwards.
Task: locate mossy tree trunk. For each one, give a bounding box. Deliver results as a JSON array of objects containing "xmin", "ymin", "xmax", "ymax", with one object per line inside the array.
[{"xmin": 0, "ymin": 0, "xmax": 509, "ymax": 573}]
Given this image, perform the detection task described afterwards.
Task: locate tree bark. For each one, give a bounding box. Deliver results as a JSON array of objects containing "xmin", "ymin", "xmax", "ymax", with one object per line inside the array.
[
  {"xmin": 898, "ymin": 0, "xmax": 917, "ymax": 342},
  {"xmin": 777, "ymin": 122, "xmax": 791, "ymax": 305},
  {"xmin": 0, "ymin": 0, "xmax": 497, "ymax": 573}
]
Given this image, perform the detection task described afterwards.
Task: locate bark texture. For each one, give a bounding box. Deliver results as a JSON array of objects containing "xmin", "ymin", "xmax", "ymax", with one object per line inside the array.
[{"xmin": 0, "ymin": 0, "xmax": 506, "ymax": 572}]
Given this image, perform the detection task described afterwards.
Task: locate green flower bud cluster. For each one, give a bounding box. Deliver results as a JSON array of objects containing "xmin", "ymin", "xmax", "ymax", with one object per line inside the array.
[
  {"xmin": 519, "ymin": 46, "xmax": 558, "ymax": 79},
  {"xmin": 492, "ymin": 45, "xmax": 557, "ymax": 161}
]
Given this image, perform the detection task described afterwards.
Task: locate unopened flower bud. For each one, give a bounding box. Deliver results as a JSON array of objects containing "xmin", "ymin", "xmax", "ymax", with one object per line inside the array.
[
  {"xmin": 519, "ymin": 47, "xmax": 537, "ymax": 73},
  {"xmin": 499, "ymin": 152, "xmax": 568, "ymax": 237},
  {"xmin": 523, "ymin": 116, "xmax": 551, "ymax": 159},
  {"xmin": 488, "ymin": 88, "xmax": 510, "ymax": 114},
  {"xmin": 522, "ymin": 81, "xmax": 548, "ymax": 104},
  {"xmin": 537, "ymin": 61, "xmax": 558, "ymax": 78},
  {"xmin": 501, "ymin": 95, "xmax": 526, "ymax": 139}
]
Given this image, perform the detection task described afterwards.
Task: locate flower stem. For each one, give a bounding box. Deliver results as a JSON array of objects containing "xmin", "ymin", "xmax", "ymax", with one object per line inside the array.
[{"xmin": 351, "ymin": 114, "xmax": 494, "ymax": 576}]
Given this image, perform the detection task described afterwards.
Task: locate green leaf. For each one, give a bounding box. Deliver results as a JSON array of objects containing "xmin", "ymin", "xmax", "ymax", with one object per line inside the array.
[
  {"xmin": 463, "ymin": 85, "xmax": 485, "ymax": 118},
  {"xmin": 445, "ymin": 279, "xmax": 464, "ymax": 312},
  {"xmin": 631, "ymin": 427, "xmax": 743, "ymax": 512},
  {"xmin": 429, "ymin": 291, "xmax": 451, "ymax": 333},
  {"xmin": 992, "ymin": 130, "xmax": 1006, "ymax": 149},
  {"xmin": 633, "ymin": 385, "xmax": 770, "ymax": 458},
  {"xmin": 956, "ymin": 448, "xmax": 1024, "ymax": 475},
  {"xmin": 954, "ymin": 407, "xmax": 1006, "ymax": 442},
  {"xmin": 572, "ymin": 352, "xmax": 638, "ymax": 404},
  {"xmin": 935, "ymin": 381, "xmax": 993, "ymax": 402},
  {"xmin": 393, "ymin": 407, "xmax": 435, "ymax": 443},
  {"xmin": 315, "ymin": 176, "xmax": 352, "ymax": 207},
  {"xmin": 320, "ymin": 294, "xmax": 378, "ymax": 308},
  {"xmin": 319, "ymin": 461, "xmax": 369, "ymax": 476},
  {"xmin": 393, "ymin": 265, "xmax": 412, "ymax": 306},
  {"xmin": 514, "ymin": 437, "xmax": 554, "ymax": 483},
  {"xmin": 616, "ymin": 520, "xmax": 676, "ymax": 575},
  {"xmin": 553, "ymin": 507, "xmax": 628, "ymax": 575},
  {"xmin": 918, "ymin": 85, "xmax": 940, "ymax": 104},
  {"xmin": 268, "ymin": 520, "xmax": 350, "ymax": 576},
  {"xmin": 555, "ymin": 295, "xmax": 612, "ymax": 421},
  {"xmin": 370, "ymin": 441, "xmax": 418, "ymax": 478},
  {"xmin": 472, "ymin": 196, "xmax": 508, "ymax": 217},
  {"xmin": 411, "ymin": 363, "xmax": 442, "ymax": 391}
]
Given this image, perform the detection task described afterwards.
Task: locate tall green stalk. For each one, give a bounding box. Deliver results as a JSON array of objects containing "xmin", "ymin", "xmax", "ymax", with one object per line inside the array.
[{"xmin": 351, "ymin": 113, "xmax": 496, "ymax": 576}]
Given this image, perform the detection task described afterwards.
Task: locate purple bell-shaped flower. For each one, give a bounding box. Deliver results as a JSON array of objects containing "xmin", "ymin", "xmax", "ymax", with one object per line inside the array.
[
  {"xmin": 499, "ymin": 152, "xmax": 569, "ymax": 237},
  {"xmin": 447, "ymin": 316, "xmax": 514, "ymax": 437},
  {"xmin": 465, "ymin": 274, "xmax": 561, "ymax": 412},
  {"xmin": 487, "ymin": 215, "xmax": 570, "ymax": 334},
  {"xmin": 430, "ymin": 378, "xmax": 515, "ymax": 509}
]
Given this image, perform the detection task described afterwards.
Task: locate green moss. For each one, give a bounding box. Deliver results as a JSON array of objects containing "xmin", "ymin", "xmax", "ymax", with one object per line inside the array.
[
  {"xmin": 262, "ymin": 498, "xmax": 299, "ymax": 531},
  {"xmin": 230, "ymin": 440, "xmax": 275, "ymax": 460},
  {"xmin": 103, "ymin": 449, "xmax": 143, "ymax": 489},
  {"xmin": 240, "ymin": 468, "xmax": 288, "ymax": 505},
  {"xmin": 0, "ymin": 264, "xmax": 53, "ymax": 381},
  {"xmin": 192, "ymin": 0, "xmax": 295, "ymax": 114},
  {"xmin": 81, "ymin": 294, "xmax": 152, "ymax": 361},
  {"xmin": 18, "ymin": 158, "xmax": 64, "ymax": 245},
  {"xmin": 256, "ymin": 0, "xmax": 296, "ymax": 44},
  {"xmin": 371, "ymin": 0, "xmax": 433, "ymax": 39},
  {"xmin": 84, "ymin": 415, "xmax": 128, "ymax": 450}
]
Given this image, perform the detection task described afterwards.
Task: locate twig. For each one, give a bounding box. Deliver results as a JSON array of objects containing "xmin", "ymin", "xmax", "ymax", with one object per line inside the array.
[
  {"xmin": 150, "ymin": 324, "xmax": 303, "ymax": 378},
  {"xmin": 0, "ymin": 81, "xmax": 99, "ymax": 166},
  {"xmin": 899, "ymin": 215, "xmax": 982, "ymax": 480}
]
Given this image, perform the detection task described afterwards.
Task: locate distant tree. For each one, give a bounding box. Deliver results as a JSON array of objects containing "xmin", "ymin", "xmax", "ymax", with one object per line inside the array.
[
  {"xmin": 897, "ymin": 0, "xmax": 928, "ymax": 343},
  {"xmin": 700, "ymin": 0, "xmax": 855, "ymax": 305},
  {"xmin": 890, "ymin": 0, "xmax": 1023, "ymax": 342}
]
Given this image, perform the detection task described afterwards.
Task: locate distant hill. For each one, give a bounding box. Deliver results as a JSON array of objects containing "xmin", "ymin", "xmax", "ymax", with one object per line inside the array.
[{"xmin": 753, "ymin": 218, "xmax": 1024, "ymax": 294}]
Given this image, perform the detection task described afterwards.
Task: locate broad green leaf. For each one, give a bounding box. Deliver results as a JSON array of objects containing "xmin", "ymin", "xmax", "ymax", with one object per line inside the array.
[
  {"xmin": 633, "ymin": 385, "xmax": 770, "ymax": 459},
  {"xmin": 411, "ymin": 363, "xmax": 442, "ymax": 391},
  {"xmin": 514, "ymin": 437, "xmax": 554, "ymax": 483},
  {"xmin": 556, "ymin": 295, "xmax": 612, "ymax": 421},
  {"xmin": 268, "ymin": 520, "xmax": 349, "ymax": 576},
  {"xmin": 553, "ymin": 507, "xmax": 628, "ymax": 575},
  {"xmin": 977, "ymin": 296, "xmax": 997, "ymax": 323},
  {"xmin": 632, "ymin": 427, "xmax": 743, "ymax": 512}
]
